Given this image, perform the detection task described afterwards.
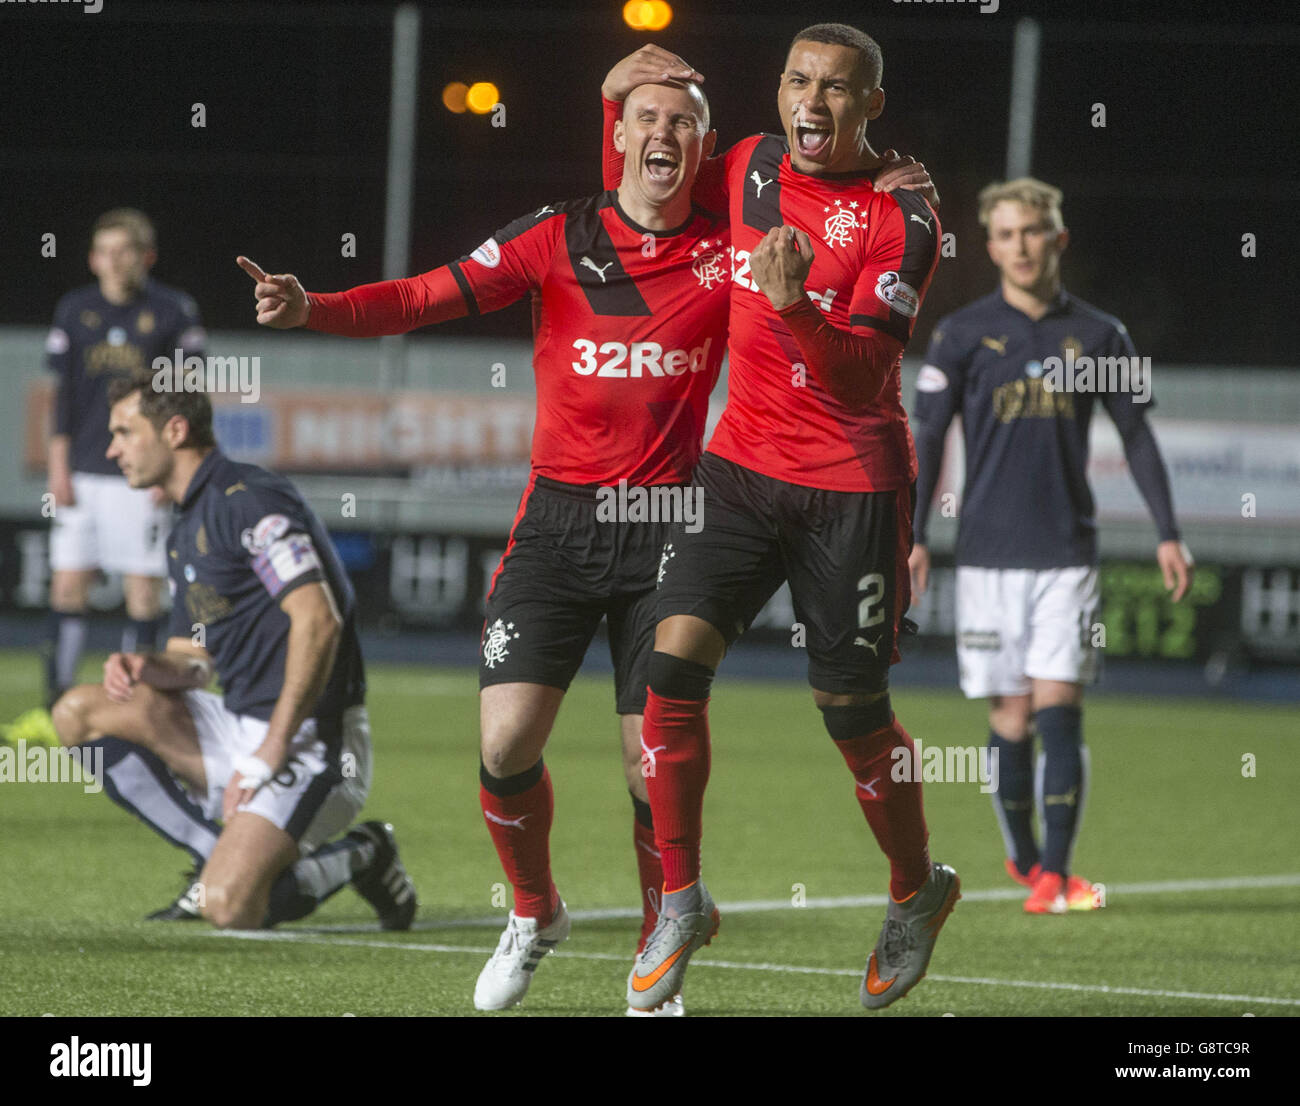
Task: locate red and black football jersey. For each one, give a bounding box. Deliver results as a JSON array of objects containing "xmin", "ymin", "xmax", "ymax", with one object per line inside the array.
[
  {"xmin": 705, "ymin": 136, "xmax": 939, "ymax": 491},
  {"xmin": 309, "ymin": 192, "xmax": 730, "ymax": 487},
  {"xmin": 601, "ymin": 99, "xmax": 940, "ymax": 492}
]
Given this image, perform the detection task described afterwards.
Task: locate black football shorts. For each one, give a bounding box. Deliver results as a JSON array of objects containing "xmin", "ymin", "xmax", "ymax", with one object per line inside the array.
[
  {"xmin": 480, "ymin": 474, "xmax": 673, "ymax": 715},
  {"xmin": 656, "ymin": 453, "xmax": 915, "ymax": 695}
]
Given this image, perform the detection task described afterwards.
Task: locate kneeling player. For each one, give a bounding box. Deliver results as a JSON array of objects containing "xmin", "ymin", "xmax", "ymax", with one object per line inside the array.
[{"xmin": 51, "ymin": 374, "xmax": 417, "ymax": 930}]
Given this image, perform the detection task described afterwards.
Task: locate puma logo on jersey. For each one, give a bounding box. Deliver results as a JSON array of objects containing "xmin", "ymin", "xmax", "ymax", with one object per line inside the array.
[
  {"xmin": 483, "ymin": 811, "xmax": 532, "ymax": 830},
  {"xmin": 535, "ymin": 205, "xmax": 555, "ymax": 217},
  {"xmin": 910, "ymin": 212, "xmax": 934, "ymax": 232},
  {"xmin": 854, "ymin": 635, "xmax": 882, "ymax": 655},
  {"xmin": 981, "ymin": 335, "xmax": 1009, "ymax": 355},
  {"xmin": 750, "ymin": 171, "xmax": 774, "ymax": 198},
  {"xmin": 580, "ymin": 256, "xmax": 614, "ymax": 283}
]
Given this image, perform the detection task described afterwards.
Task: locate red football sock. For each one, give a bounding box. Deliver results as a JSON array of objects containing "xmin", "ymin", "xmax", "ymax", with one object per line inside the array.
[
  {"xmin": 632, "ymin": 817, "xmax": 663, "ymax": 953},
  {"xmin": 642, "ymin": 689, "xmax": 711, "ymax": 891},
  {"xmin": 835, "ymin": 716, "xmax": 931, "ymax": 900},
  {"xmin": 480, "ymin": 767, "xmax": 558, "ymax": 921}
]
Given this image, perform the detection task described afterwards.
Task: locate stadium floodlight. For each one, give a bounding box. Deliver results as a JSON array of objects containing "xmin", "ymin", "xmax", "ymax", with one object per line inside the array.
[{"xmin": 623, "ymin": 1, "xmax": 672, "ymax": 32}]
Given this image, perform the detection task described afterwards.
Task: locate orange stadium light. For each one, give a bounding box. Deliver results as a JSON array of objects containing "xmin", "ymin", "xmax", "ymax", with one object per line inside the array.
[
  {"xmin": 466, "ymin": 81, "xmax": 500, "ymax": 115},
  {"xmin": 441, "ymin": 81, "xmax": 469, "ymax": 113},
  {"xmin": 623, "ymin": 1, "xmax": 672, "ymax": 32}
]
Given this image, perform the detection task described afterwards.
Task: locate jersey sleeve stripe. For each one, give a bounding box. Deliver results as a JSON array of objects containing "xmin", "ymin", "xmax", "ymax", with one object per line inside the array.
[
  {"xmin": 740, "ymin": 136, "xmax": 786, "ymax": 234},
  {"xmin": 887, "ymin": 189, "xmax": 941, "ymax": 286},
  {"xmin": 850, "ymin": 312, "xmax": 909, "ymax": 344},
  {"xmin": 448, "ymin": 261, "xmax": 480, "ymax": 317}
]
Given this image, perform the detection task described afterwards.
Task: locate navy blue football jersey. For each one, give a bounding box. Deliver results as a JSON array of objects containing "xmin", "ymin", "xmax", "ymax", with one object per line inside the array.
[
  {"xmin": 166, "ymin": 450, "xmax": 365, "ymax": 726},
  {"xmin": 47, "ymin": 280, "xmax": 206, "ymax": 475},
  {"xmin": 912, "ymin": 289, "xmax": 1152, "ymax": 568}
]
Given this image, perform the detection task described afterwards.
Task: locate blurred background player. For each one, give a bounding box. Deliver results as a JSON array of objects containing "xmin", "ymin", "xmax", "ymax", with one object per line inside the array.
[
  {"xmin": 51, "ymin": 374, "xmax": 417, "ymax": 932},
  {"xmin": 42, "ymin": 209, "xmax": 207, "ymax": 712},
  {"xmin": 601, "ymin": 28, "xmax": 958, "ymax": 1014},
  {"xmin": 909, "ymin": 177, "xmax": 1192, "ymax": 914}
]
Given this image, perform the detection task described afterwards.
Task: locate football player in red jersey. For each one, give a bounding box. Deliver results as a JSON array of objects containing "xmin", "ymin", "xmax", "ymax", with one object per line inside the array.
[
  {"xmin": 241, "ymin": 70, "xmax": 933, "ymax": 1016},
  {"xmin": 602, "ymin": 27, "xmax": 960, "ymax": 1013}
]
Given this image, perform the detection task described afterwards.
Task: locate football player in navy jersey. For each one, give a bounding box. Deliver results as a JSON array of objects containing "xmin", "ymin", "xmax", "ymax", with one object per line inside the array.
[
  {"xmin": 43, "ymin": 210, "xmax": 205, "ymax": 709},
  {"xmin": 909, "ymin": 178, "xmax": 1191, "ymax": 915},
  {"xmin": 50, "ymin": 374, "xmax": 417, "ymax": 933}
]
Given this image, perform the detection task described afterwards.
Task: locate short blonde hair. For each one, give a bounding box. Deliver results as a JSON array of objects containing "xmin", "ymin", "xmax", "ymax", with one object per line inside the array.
[
  {"xmin": 92, "ymin": 208, "xmax": 157, "ymax": 252},
  {"xmin": 977, "ymin": 178, "xmax": 1064, "ymax": 231}
]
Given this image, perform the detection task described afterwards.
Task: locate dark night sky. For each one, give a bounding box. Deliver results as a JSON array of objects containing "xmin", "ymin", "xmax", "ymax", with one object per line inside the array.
[{"xmin": 4, "ymin": 0, "xmax": 1297, "ymax": 364}]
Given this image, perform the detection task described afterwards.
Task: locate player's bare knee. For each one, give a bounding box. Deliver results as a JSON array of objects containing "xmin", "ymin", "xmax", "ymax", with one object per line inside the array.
[
  {"xmin": 51, "ymin": 687, "xmax": 94, "ymax": 747},
  {"xmin": 481, "ymin": 739, "xmax": 535, "ymax": 779},
  {"xmin": 989, "ymin": 698, "xmax": 1031, "ymax": 740},
  {"xmin": 201, "ymin": 882, "xmax": 259, "ymax": 930}
]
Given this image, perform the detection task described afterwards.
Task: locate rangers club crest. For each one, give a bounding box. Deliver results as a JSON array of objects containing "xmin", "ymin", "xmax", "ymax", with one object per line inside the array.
[
  {"xmin": 482, "ymin": 618, "xmax": 519, "ymax": 668},
  {"xmin": 822, "ymin": 199, "xmax": 864, "ymax": 248},
  {"xmin": 691, "ymin": 240, "xmax": 726, "ymax": 289}
]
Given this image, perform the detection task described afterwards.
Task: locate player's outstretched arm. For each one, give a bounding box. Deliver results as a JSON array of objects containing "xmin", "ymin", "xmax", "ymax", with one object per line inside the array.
[{"xmin": 237, "ymin": 256, "xmax": 310, "ymax": 329}]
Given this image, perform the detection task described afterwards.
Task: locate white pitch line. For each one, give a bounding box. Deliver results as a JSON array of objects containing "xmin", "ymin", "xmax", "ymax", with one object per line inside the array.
[
  {"xmin": 203, "ymin": 929, "xmax": 1300, "ymax": 1007},
  {"xmin": 285, "ymin": 872, "xmax": 1300, "ymax": 934}
]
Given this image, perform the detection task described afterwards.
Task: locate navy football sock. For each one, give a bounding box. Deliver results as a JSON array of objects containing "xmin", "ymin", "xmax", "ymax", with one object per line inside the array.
[
  {"xmin": 264, "ymin": 836, "xmax": 376, "ymax": 927},
  {"xmin": 1036, "ymin": 705, "xmax": 1086, "ymax": 876},
  {"xmin": 84, "ymin": 737, "xmax": 221, "ymax": 867},
  {"xmin": 122, "ymin": 616, "xmax": 162, "ymax": 654},
  {"xmin": 46, "ymin": 610, "xmax": 88, "ymax": 704},
  {"xmin": 988, "ymin": 729, "xmax": 1038, "ymax": 874}
]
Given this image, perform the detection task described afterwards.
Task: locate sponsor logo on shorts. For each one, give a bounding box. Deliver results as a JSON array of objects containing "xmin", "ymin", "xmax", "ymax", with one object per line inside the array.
[
  {"xmin": 482, "ymin": 618, "xmax": 519, "ymax": 668},
  {"xmin": 657, "ymin": 542, "xmax": 675, "ymax": 585},
  {"xmin": 959, "ymin": 630, "xmax": 1001, "ymax": 651}
]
